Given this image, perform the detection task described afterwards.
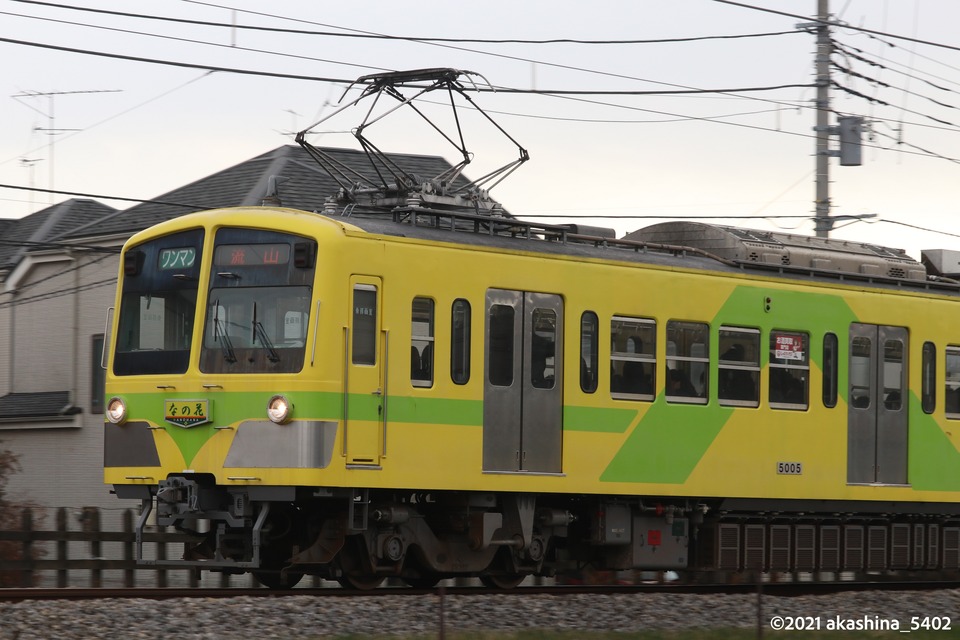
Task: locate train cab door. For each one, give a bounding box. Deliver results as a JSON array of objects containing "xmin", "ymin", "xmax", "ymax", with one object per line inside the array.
[
  {"xmin": 847, "ymin": 323, "xmax": 908, "ymax": 485},
  {"xmin": 483, "ymin": 289, "xmax": 563, "ymax": 473},
  {"xmin": 345, "ymin": 277, "xmax": 384, "ymax": 467}
]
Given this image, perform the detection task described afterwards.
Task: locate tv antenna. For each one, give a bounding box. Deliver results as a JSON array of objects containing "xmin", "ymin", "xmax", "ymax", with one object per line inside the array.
[{"xmin": 11, "ymin": 89, "xmax": 122, "ymax": 204}]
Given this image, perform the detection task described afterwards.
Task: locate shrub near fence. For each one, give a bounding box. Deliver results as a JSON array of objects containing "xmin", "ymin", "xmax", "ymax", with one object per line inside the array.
[{"xmin": 0, "ymin": 507, "xmax": 208, "ymax": 588}]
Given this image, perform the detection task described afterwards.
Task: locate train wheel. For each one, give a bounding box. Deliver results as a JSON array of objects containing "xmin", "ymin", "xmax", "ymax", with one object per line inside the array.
[
  {"xmin": 253, "ymin": 569, "xmax": 305, "ymax": 590},
  {"xmin": 479, "ymin": 573, "xmax": 526, "ymax": 589},
  {"xmin": 337, "ymin": 574, "xmax": 385, "ymax": 590}
]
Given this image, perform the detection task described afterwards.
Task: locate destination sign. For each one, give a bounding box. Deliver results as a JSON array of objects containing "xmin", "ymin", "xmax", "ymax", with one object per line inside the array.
[{"xmin": 214, "ymin": 243, "xmax": 290, "ymax": 266}]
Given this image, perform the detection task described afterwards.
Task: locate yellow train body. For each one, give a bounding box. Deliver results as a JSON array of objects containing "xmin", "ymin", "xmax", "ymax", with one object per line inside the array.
[{"xmin": 104, "ymin": 206, "xmax": 960, "ymax": 585}]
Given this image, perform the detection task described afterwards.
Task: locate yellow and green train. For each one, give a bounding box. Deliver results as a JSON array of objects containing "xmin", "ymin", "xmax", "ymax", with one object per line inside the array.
[{"xmin": 104, "ymin": 205, "xmax": 960, "ymax": 588}]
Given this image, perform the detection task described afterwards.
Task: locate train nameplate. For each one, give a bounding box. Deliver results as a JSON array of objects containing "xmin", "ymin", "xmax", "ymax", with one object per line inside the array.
[
  {"xmin": 776, "ymin": 461, "xmax": 803, "ymax": 475},
  {"xmin": 164, "ymin": 399, "xmax": 211, "ymax": 428}
]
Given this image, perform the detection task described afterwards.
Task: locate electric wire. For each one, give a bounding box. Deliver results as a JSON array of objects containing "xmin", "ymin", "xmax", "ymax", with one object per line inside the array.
[
  {"xmin": 0, "ymin": 9, "xmax": 382, "ymax": 75},
  {"xmin": 0, "ymin": 182, "xmax": 202, "ymax": 210},
  {"xmin": 831, "ymin": 60, "xmax": 960, "ymax": 112},
  {"xmin": 712, "ymin": 0, "xmax": 960, "ymax": 54},
  {"xmin": 0, "ymin": 277, "xmax": 116, "ymax": 309},
  {"xmin": 0, "ymin": 35, "xmax": 812, "ymax": 98},
  {"xmin": 173, "ymin": 0, "xmax": 813, "ymax": 108},
  {"xmin": 11, "ymin": 1, "xmax": 803, "ymax": 46}
]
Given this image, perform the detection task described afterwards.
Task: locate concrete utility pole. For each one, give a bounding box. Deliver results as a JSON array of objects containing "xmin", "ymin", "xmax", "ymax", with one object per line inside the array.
[{"xmin": 813, "ymin": 0, "xmax": 832, "ymax": 238}]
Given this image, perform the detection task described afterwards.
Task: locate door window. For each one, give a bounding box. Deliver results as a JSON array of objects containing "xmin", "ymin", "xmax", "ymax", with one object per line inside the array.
[
  {"xmin": 488, "ymin": 304, "xmax": 515, "ymax": 387},
  {"xmin": 352, "ymin": 285, "xmax": 377, "ymax": 365}
]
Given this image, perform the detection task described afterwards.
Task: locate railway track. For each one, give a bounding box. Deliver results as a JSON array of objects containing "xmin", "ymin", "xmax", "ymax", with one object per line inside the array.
[{"xmin": 2, "ymin": 579, "xmax": 958, "ymax": 602}]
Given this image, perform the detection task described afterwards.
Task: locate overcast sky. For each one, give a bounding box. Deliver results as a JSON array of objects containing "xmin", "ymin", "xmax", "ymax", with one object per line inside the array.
[{"xmin": 2, "ymin": 0, "xmax": 959, "ymax": 260}]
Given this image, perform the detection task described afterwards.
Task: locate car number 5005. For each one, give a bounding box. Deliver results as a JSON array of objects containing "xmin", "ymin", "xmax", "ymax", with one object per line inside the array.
[{"xmin": 777, "ymin": 461, "xmax": 803, "ymax": 475}]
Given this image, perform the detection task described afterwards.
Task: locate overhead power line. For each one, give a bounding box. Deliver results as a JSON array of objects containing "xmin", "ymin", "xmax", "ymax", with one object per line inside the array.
[
  {"xmin": 831, "ymin": 61, "xmax": 960, "ymax": 112},
  {"xmin": 0, "ymin": 182, "xmax": 202, "ymax": 209},
  {"xmin": 0, "ymin": 36, "xmax": 358, "ymax": 83},
  {"xmin": 0, "ymin": 35, "xmax": 813, "ymax": 97},
  {"xmin": 712, "ymin": 0, "xmax": 960, "ymax": 54},
  {"xmin": 12, "ymin": 1, "xmax": 803, "ymax": 45},
  {"xmin": 0, "ymin": 8, "xmax": 380, "ymax": 75},
  {"xmin": 831, "ymin": 81, "xmax": 956, "ymax": 128},
  {"xmin": 6, "ymin": 1, "xmax": 817, "ymax": 111},
  {"xmin": 832, "ymin": 41, "xmax": 958, "ymax": 94}
]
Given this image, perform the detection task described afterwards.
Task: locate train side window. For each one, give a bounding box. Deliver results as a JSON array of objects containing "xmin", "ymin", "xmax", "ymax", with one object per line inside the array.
[
  {"xmin": 922, "ymin": 341, "xmax": 936, "ymax": 414},
  {"xmin": 882, "ymin": 338, "xmax": 904, "ymax": 411},
  {"xmin": 411, "ymin": 297, "xmax": 434, "ymax": 388},
  {"xmin": 945, "ymin": 345, "xmax": 960, "ymax": 419},
  {"xmin": 451, "ymin": 299, "xmax": 471, "ymax": 385},
  {"xmin": 666, "ymin": 321, "xmax": 708, "ymax": 404},
  {"xmin": 531, "ymin": 308, "xmax": 557, "ymax": 389},
  {"xmin": 488, "ymin": 304, "xmax": 515, "ymax": 387},
  {"xmin": 580, "ymin": 312, "xmax": 599, "ymax": 393},
  {"xmin": 822, "ymin": 333, "xmax": 839, "ymax": 408},
  {"xmin": 769, "ymin": 330, "xmax": 809, "ymax": 410},
  {"xmin": 610, "ymin": 316, "xmax": 656, "ymax": 401},
  {"xmin": 718, "ymin": 326, "xmax": 759, "ymax": 408}
]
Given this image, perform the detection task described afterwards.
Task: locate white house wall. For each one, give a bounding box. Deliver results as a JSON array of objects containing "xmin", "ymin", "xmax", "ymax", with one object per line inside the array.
[{"xmin": 1, "ymin": 251, "xmax": 126, "ymax": 521}]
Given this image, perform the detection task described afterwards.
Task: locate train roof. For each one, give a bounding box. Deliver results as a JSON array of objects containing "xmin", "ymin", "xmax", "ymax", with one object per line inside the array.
[{"xmin": 328, "ymin": 206, "xmax": 959, "ymax": 295}]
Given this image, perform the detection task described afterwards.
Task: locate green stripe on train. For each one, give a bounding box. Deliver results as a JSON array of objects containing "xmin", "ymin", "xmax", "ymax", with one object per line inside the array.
[
  {"xmin": 116, "ymin": 391, "xmax": 482, "ymax": 467},
  {"xmin": 910, "ymin": 404, "xmax": 960, "ymax": 491},
  {"xmin": 600, "ymin": 286, "xmax": 858, "ymax": 484},
  {"xmin": 563, "ymin": 406, "xmax": 637, "ymax": 433}
]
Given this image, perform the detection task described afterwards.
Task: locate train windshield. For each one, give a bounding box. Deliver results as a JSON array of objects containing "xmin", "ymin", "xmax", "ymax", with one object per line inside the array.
[
  {"xmin": 201, "ymin": 287, "xmax": 311, "ymax": 373},
  {"xmin": 199, "ymin": 228, "xmax": 317, "ymax": 374},
  {"xmin": 113, "ymin": 229, "xmax": 204, "ymax": 376}
]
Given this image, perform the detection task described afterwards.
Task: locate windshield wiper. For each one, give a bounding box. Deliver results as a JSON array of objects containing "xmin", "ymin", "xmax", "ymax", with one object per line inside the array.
[
  {"xmin": 252, "ymin": 302, "xmax": 280, "ymax": 363},
  {"xmin": 213, "ymin": 299, "xmax": 236, "ymax": 363}
]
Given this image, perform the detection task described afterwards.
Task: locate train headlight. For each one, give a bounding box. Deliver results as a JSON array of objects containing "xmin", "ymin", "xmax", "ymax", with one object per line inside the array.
[
  {"xmin": 106, "ymin": 397, "xmax": 127, "ymax": 425},
  {"xmin": 266, "ymin": 395, "xmax": 293, "ymax": 424}
]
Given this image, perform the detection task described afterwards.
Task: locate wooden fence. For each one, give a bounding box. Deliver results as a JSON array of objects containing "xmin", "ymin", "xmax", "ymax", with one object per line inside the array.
[{"xmin": 0, "ymin": 507, "xmax": 216, "ymax": 588}]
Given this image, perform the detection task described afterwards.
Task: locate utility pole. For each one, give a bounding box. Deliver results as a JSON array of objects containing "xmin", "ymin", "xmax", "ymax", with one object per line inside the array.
[{"xmin": 813, "ymin": 0, "xmax": 832, "ymax": 238}]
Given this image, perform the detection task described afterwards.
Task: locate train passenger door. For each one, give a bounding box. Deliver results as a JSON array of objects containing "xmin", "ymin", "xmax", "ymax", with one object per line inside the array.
[
  {"xmin": 847, "ymin": 323, "xmax": 908, "ymax": 485},
  {"xmin": 345, "ymin": 277, "xmax": 384, "ymax": 467},
  {"xmin": 483, "ymin": 289, "xmax": 563, "ymax": 473}
]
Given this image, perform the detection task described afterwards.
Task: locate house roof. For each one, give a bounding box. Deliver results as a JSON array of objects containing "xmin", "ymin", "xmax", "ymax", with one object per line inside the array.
[
  {"xmin": 0, "ymin": 199, "xmax": 117, "ymax": 270},
  {"xmin": 65, "ymin": 145, "xmax": 464, "ymax": 240}
]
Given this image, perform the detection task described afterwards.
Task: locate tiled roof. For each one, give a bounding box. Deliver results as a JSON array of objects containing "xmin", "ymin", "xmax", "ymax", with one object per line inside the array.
[
  {"xmin": 0, "ymin": 391, "xmax": 78, "ymax": 421},
  {"xmin": 0, "ymin": 199, "xmax": 117, "ymax": 270},
  {"xmin": 66, "ymin": 145, "xmax": 463, "ymax": 240}
]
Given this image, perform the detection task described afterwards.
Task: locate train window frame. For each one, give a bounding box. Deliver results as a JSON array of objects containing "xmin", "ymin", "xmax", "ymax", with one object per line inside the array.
[
  {"xmin": 718, "ymin": 326, "xmax": 760, "ymax": 408},
  {"xmin": 610, "ymin": 315, "xmax": 656, "ymax": 402},
  {"xmin": 451, "ymin": 298, "xmax": 471, "ymax": 385},
  {"xmin": 411, "ymin": 297, "xmax": 435, "ymax": 388},
  {"xmin": 822, "ymin": 333, "xmax": 839, "ymax": 408},
  {"xmin": 922, "ymin": 341, "xmax": 936, "ymax": 414},
  {"xmin": 666, "ymin": 320, "xmax": 709, "ymax": 405},
  {"xmin": 769, "ymin": 330, "xmax": 809, "ymax": 411},
  {"xmin": 580, "ymin": 311, "xmax": 599, "ymax": 394},
  {"xmin": 945, "ymin": 345, "xmax": 960, "ymax": 419}
]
